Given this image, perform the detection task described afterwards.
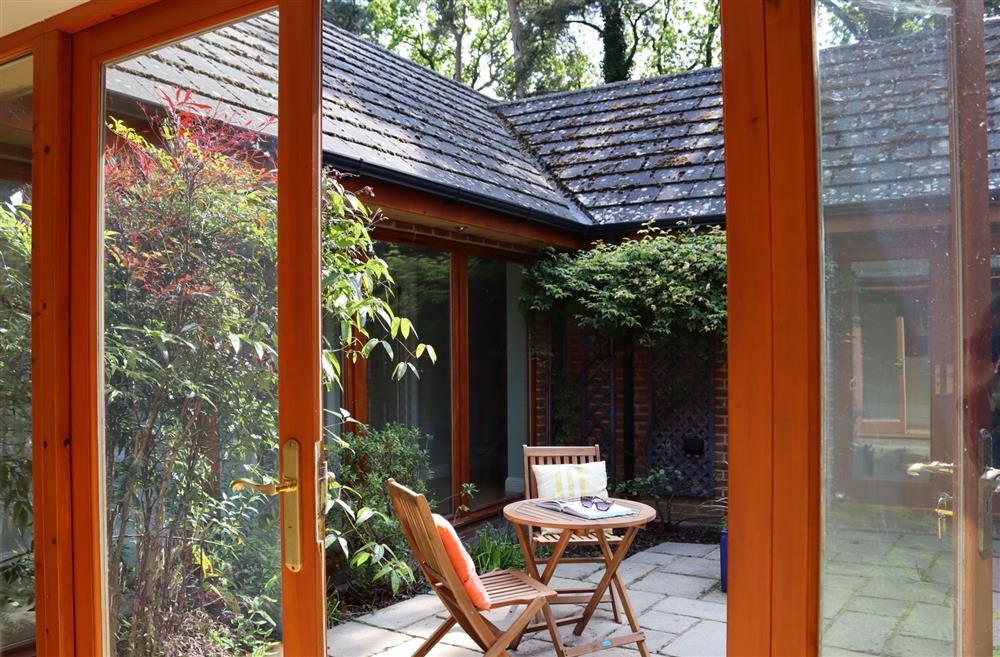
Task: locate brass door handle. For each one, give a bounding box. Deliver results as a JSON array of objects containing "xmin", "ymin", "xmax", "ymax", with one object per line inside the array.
[
  {"xmin": 906, "ymin": 461, "xmax": 955, "ymax": 476},
  {"xmin": 229, "ymin": 439, "xmax": 302, "ymax": 572},
  {"xmin": 231, "ymin": 477, "xmax": 298, "ymax": 496}
]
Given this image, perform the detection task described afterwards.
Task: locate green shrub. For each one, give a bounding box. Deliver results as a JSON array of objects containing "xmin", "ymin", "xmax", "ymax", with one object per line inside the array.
[
  {"xmin": 468, "ymin": 524, "xmax": 525, "ymax": 574},
  {"xmin": 326, "ymin": 423, "xmax": 431, "ymax": 604}
]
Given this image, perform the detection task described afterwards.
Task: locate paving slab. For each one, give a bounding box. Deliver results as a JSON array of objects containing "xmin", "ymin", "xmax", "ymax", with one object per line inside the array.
[
  {"xmin": 822, "ymin": 611, "xmax": 893, "ymax": 655},
  {"xmin": 585, "ymin": 561, "xmax": 659, "ymax": 586},
  {"xmin": 625, "ymin": 551, "xmax": 679, "ymax": 567},
  {"xmin": 327, "ymin": 622, "xmax": 410, "ymax": 657},
  {"xmin": 843, "ymin": 595, "xmax": 910, "ymax": 618},
  {"xmin": 661, "ymin": 557, "xmax": 722, "ymax": 579},
  {"xmin": 661, "ymin": 620, "xmax": 727, "ymax": 657},
  {"xmin": 652, "ymin": 598, "xmax": 727, "ymax": 623},
  {"xmin": 356, "ymin": 594, "xmax": 442, "ymax": 630},
  {"xmin": 884, "ymin": 634, "xmax": 952, "ymax": 657},
  {"xmin": 632, "ymin": 572, "xmax": 716, "ymax": 599},
  {"xmin": 375, "ymin": 637, "xmax": 479, "ymax": 657},
  {"xmin": 898, "ymin": 602, "xmax": 953, "ymax": 643},
  {"xmin": 637, "ymin": 610, "xmax": 698, "ymax": 635},
  {"xmin": 641, "ymin": 627, "xmax": 681, "ymax": 653},
  {"xmin": 649, "ymin": 542, "xmax": 718, "ymax": 558},
  {"xmin": 699, "ymin": 590, "xmax": 727, "ymax": 605},
  {"xmin": 553, "ymin": 562, "xmax": 603, "ymax": 580}
]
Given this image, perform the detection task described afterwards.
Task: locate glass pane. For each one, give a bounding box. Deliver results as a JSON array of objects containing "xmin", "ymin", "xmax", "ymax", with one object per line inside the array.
[
  {"xmin": 816, "ymin": 2, "xmax": 977, "ymax": 655},
  {"xmin": 0, "ymin": 54, "xmax": 34, "ymax": 652},
  {"xmin": 366, "ymin": 242, "xmax": 451, "ymax": 510},
  {"xmin": 101, "ymin": 13, "xmax": 281, "ymax": 656},
  {"xmin": 468, "ymin": 257, "xmax": 527, "ymax": 509}
]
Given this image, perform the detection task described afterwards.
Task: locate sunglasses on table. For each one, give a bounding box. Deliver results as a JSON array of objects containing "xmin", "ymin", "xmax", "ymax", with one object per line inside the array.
[{"xmin": 580, "ymin": 495, "xmax": 612, "ymax": 511}]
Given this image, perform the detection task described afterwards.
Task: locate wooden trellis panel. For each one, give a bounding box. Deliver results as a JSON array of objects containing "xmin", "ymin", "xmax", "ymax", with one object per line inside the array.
[{"xmin": 648, "ymin": 333, "xmax": 715, "ymax": 497}]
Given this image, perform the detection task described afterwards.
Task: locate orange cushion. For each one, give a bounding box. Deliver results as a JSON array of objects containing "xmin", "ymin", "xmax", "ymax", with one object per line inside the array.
[{"xmin": 432, "ymin": 514, "xmax": 492, "ymax": 610}]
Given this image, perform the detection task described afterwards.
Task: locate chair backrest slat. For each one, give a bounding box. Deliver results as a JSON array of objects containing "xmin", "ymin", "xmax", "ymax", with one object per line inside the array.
[
  {"xmin": 387, "ymin": 479, "xmax": 471, "ymax": 604},
  {"xmin": 522, "ymin": 445, "xmax": 602, "ymax": 499}
]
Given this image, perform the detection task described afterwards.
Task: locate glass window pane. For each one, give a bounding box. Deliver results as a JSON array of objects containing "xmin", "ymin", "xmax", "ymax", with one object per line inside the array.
[
  {"xmin": 468, "ymin": 257, "xmax": 527, "ymax": 508},
  {"xmin": 101, "ymin": 14, "xmax": 281, "ymax": 655},
  {"xmin": 0, "ymin": 54, "xmax": 34, "ymax": 652},
  {"xmin": 817, "ymin": 3, "xmax": 964, "ymax": 655},
  {"xmin": 366, "ymin": 242, "xmax": 452, "ymax": 510}
]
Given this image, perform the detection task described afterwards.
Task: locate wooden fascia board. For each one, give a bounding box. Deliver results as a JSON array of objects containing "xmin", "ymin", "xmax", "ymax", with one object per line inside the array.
[{"xmin": 343, "ymin": 175, "xmax": 586, "ymax": 250}]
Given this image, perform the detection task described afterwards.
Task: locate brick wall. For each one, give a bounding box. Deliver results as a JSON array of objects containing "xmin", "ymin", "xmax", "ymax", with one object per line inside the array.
[{"xmin": 529, "ymin": 322, "xmax": 729, "ymax": 504}]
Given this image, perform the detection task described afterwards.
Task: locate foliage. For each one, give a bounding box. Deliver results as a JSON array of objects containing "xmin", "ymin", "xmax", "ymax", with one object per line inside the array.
[
  {"xmin": 327, "ymin": 422, "xmax": 430, "ymax": 600},
  {"xmin": 325, "ymin": 0, "xmax": 720, "ymax": 99},
  {"xmin": 0, "ymin": 188, "xmax": 33, "ymax": 626},
  {"xmin": 468, "ymin": 524, "xmax": 525, "ymax": 573},
  {"xmin": 94, "ymin": 88, "xmax": 432, "ymax": 657},
  {"xmin": 817, "ymin": 0, "xmax": 1000, "ymax": 46},
  {"xmin": 614, "ymin": 465, "xmax": 709, "ymax": 528},
  {"xmin": 521, "ymin": 224, "xmax": 727, "ymax": 347}
]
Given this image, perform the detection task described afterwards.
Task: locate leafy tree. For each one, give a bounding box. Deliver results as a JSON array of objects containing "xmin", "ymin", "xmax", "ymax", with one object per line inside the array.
[
  {"xmin": 324, "ymin": 0, "xmax": 372, "ymax": 33},
  {"xmin": 643, "ymin": 0, "xmax": 719, "ymax": 74},
  {"xmin": 98, "ymin": 89, "xmax": 432, "ymax": 656},
  {"xmin": 0, "ymin": 188, "xmax": 33, "ymax": 637},
  {"xmin": 818, "ymin": 0, "xmax": 1000, "ymax": 45}
]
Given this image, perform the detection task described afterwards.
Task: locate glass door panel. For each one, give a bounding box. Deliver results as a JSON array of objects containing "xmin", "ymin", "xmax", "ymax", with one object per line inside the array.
[
  {"xmin": 468, "ymin": 257, "xmax": 528, "ymax": 508},
  {"xmin": 366, "ymin": 242, "xmax": 452, "ymax": 510},
  {"xmin": 0, "ymin": 54, "xmax": 34, "ymax": 653},
  {"xmin": 100, "ymin": 13, "xmax": 283, "ymax": 655},
  {"xmin": 818, "ymin": 1, "xmax": 995, "ymax": 654}
]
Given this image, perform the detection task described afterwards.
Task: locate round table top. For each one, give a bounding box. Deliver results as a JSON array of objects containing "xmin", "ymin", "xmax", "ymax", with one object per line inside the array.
[{"xmin": 503, "ymin": 497, "xmax": 656, "ymax": 530}]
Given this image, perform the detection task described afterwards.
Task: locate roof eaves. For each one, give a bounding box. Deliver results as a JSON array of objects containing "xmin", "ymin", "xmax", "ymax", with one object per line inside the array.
[{"xmin": 323, "ymin": 151, "xmax": 593, "ymax": 234}]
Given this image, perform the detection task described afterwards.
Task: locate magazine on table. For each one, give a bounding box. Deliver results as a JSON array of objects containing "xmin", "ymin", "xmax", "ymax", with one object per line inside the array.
[{"xmin": 535, "ymin": 498, "xmax": 636, "ymax": 520}]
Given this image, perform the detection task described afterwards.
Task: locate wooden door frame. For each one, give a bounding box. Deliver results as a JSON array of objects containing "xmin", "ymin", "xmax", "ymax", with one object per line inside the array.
[
  {"xmin": 11, "ymin": 0, "xmax": 832, "ymax": 653},
  {"xmin": 2, "ymin": 0, "xmax": 327, "ymax": 654},
  {"xmin": 720, "ymin": 1, "xmax": 820, "ymax": 655}
]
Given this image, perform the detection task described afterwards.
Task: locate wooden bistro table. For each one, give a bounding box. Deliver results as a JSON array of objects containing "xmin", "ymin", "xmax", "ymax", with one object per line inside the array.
[{"xmin": 503, "ymin": 497, "xmax": 657, "ymax": 657}]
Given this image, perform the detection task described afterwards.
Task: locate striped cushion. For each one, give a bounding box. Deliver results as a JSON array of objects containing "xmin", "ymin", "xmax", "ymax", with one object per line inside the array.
[{"xmin": 531, "ymin": 461, "xmax": 609, "ymax": 535}]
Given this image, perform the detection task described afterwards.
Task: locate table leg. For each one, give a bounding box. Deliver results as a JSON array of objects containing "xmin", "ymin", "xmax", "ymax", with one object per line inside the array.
[
  {"xmin": 596, "ymin": 530, "xmax": 649, "ymax": 657},
  {"xmin": 572, "ymin": 526, "xmax": 639, "ymax": 637},
  {"xmin": 540, "ymin": 528, "xmax": 573, "ymax": 585},
  {"xmin": 512, "ymin": 521, "xmax": 541, "ymax": 580}
]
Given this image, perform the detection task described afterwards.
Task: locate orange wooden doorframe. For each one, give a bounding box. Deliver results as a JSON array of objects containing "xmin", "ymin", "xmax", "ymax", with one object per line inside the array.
[
  {"xmin": 63, "ymin": 0, "xmax": 327, "ymax": 654},
  {"xmin": 720, "ymin": 1, "xmax": 821, "ymax": 655},
  {"xmin": 30, "ymin": 30, "xmax": 76, "ymax": 657}
]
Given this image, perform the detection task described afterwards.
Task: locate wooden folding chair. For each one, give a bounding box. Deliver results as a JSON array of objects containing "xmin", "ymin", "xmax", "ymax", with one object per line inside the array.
[
  {"xmin": 387, "ymin": 479, "xmax": 565, "ymax": 657},
  {"xmin": 522, "ymin": 445, "xmax": 622, "ymax": 622}
]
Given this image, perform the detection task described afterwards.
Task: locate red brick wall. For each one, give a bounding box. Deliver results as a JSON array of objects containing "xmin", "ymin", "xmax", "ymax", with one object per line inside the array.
[{"xmin": 528, "ymin": 323, "xmax": 729, "ymax": 501}]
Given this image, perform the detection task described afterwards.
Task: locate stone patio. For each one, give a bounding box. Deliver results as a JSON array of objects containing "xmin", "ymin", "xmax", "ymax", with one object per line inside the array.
[{"xmin": 327, "ymin": 541, "xmax": 727, "ymax": 657}]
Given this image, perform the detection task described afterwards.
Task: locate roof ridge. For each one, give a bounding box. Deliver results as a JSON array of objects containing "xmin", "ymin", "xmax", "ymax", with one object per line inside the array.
[
  {"xmin": 490, "ymin": 106, "xmax": 597, "ymax": 225},
  {"xmin": 321, "ymin": 21, "xmax": 496, "ymax": 106},
  {"xmin": 492, "ymin": 67, "xmax": 721, "ymax": 109}
]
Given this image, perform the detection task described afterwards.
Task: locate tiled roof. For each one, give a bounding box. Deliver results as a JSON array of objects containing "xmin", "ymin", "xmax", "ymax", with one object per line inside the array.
[
  {"xmin": 494, "ymin": 70, "xmax": 724, "ymax": 225},
  {"xmin": 105, "ymin": 12, "xmax": 1000, "ymax": 231},
  {"xmin": 106, "ymin": 13, "xmax": 590, "ymax": 228}
]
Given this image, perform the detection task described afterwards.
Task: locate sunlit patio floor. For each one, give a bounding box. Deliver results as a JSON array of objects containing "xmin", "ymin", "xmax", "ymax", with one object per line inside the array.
[{"xmin": 327, "ymin": 541, "xmax": 727, "ymax": 657}]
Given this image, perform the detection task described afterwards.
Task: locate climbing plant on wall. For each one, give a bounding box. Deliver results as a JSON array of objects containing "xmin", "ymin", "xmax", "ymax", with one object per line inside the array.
[{"xmin": 521, "ymin": 223, "xmax": 727, "ymax": 345}]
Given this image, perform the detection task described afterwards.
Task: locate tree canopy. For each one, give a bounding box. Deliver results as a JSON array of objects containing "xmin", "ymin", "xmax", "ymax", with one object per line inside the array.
[{"xmin": 324, "ymin": 0, "xmax": 720, "ymax": 99}]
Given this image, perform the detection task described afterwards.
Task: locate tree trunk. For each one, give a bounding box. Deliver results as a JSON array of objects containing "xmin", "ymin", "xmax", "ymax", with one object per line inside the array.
[
  {"xmin": 453, "ymin": 21, "xmax": 465, "ymax": 82},
  {"xmin": 600, "ymin": 0, "xmax": 629, "ymax": 83},
  {"xmin": 506, "ymin": 0, "xmax": 527, "ymax": 98}
]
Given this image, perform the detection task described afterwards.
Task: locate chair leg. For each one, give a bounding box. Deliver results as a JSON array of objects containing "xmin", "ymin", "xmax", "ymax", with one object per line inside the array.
[
  {"xmin": 484, "ymin": 599, "xmax": 545, "ymax": 657},
  {"xmin": 412, "ymin": 617, "xmax": 456, "ymax": 657},
  {"xmin": 542, "ymin": 602, "xmax": 566, "ymax": 657}
]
